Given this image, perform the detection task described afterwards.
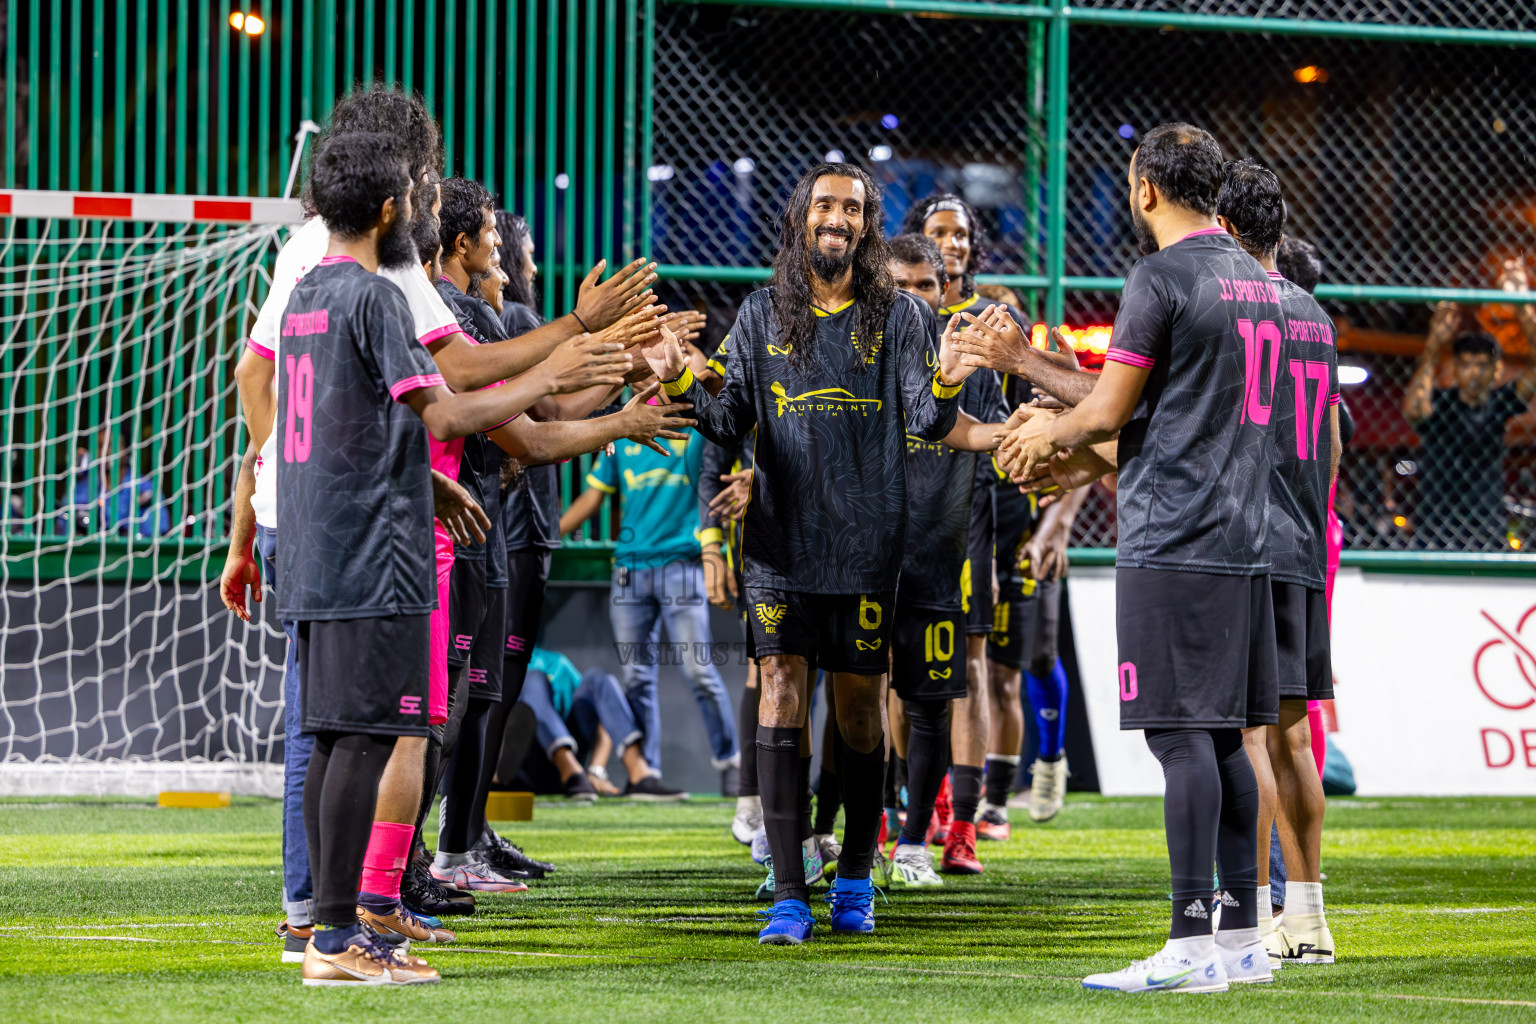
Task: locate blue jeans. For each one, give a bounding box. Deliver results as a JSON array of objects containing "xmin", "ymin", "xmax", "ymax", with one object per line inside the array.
[
  {"xmin": 609, "ymin": 559, "xmax": 738, "ymax": 772},
  {"xmin": 256, "ymin": 525, "xmax": 313, "ymax": 927},
  {"xmin": 522, "ymin": 667, "xmax": 643, "ymax": 757}
]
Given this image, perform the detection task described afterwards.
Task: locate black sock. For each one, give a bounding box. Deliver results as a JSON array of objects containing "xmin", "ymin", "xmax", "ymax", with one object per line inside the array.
[
  {"xmin": 738, "ymin": 685, "xmax": 760, "ymax": 797},
  {"xmin": 1213, "ymin": 727, "xmax": 1259, "ymax": 932},
  {"xmin": 1146, "ymin": 728, "xmax": 1222, "ymax": 940},
  {"xmin": 798, "ymin": 753, "xmax": 814, "ymax": 842},
  {"xmin": 836, "ymin": 735, "xmax": 885, "ymax": 881},
  {"xmin": 438, "ymin": 697, "xmax": 492, "ymax": 854},
  {"xmin": 813, "ymin": 739, "xmax": 842, "ymax": 836},
  {"xmin": 757, "ymin": 725, "xmax": 807, "ymax": 903},
  {"xmin": 899, "ymin": 699, "xmax": 950, "ymax": 845},
  {"xmin": 983, "ymin": 756, "xmax": 1015, "ymax": 807},
  {"xmin": 950, "ymin": 764, "xmax": 983, "ymax": 826},
  {"xmin": 304, "ymin": 731, "xmax": 397, "ymax": 929}
]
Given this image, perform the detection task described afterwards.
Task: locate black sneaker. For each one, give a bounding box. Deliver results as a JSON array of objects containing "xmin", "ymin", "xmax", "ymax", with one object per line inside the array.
[
  {"xmin": 477, "ymin": 828, "xmax": 556, "ymax": 878},
  {"xmin": 401, "ymin": 860, "xmax": 476, "ymax": 918},
  {"xmin": 563, "ymin": 771, "xmax": 598, "ymax": 803},
  {"xmin": 277, "ymin": 920, "xmax": 312, "ymax": 964},
  {"xmin": 720, "ymin": 765, "xmax": 741, "ymax": 798},
  {"xmin": 624, "ymin": 775, "xmax": 689, "ymax": 802}
]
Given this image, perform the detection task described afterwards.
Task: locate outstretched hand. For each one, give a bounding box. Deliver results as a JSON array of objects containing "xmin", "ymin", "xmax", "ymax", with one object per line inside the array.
[
  {"xmin": 620, "ymin": 382, "xmax": 696, "ymax": 455},
  {"xmin": 639, "ymin": 322, "xmax": 689, "ymax": 383}
]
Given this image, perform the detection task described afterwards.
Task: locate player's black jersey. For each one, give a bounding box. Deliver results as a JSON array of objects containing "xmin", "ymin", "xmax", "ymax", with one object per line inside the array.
[
  {"xmin": 674, "ymin": 287, "xmax": 964, "ymax": 594},
  {"xmin": 275, "ymin": 257, "xmax": 443, "ymax": 619},
  {"xmin": 1106, "ymin": 228, "xmax": 1282, "ymax": 576},
  {"xmin": 434, "ymin": 278, "xmax": 510, "ymax": 585},
  {"xmin": 900, "ymin": 358, "xmax": 1004, "ymax": 609},
  {"xmin": 1267, "ymin": 272, "xmax": 1339, "ymax": 588},
  {"xmin": 497, "ymin": 302, "xmax": 562, "ymax": 553}
]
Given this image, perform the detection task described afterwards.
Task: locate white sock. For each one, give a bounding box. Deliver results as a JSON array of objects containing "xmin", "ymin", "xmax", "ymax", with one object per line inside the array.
[
  {"xmin": 1256, "ymin": 885, "xmax": 1277, "ymax": 935},
  {"xmin": 1287, "ymin": 881, "xmax": 1325, "ymax": 917},
  {"xmin": 433, "ymin": 849, "xmax": 471, "ymax": 870},
  {"xmin": 1165, "ymin": 934, "xmax": 1215, "ymax": 960},
  {"xmin": 1215, "ymin": 926, "xmax": 1261, "ymax": 951},
  {"xmin": 736, "ymin": 794, "xmax": 761, "ymax": 815}
]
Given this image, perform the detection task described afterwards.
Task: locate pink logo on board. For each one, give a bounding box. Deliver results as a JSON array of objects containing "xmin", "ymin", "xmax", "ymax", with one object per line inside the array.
[
  {"xmin": 1118, "ymin": 662, "xmax": 1138, "ymax": 702},
  {"xmin": 399, "ymin": 695, "xmax": 422, "ymax": 716}
]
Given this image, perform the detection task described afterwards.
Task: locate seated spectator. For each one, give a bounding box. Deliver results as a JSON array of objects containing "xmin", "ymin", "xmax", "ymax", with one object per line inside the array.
[
  {"xmin": 519, "ymin": 647, "xmax": 688, "ymax": 802},
  {"xmin": 1402, "ymin": 260, "xmax": 1536, "ymax": 550}
]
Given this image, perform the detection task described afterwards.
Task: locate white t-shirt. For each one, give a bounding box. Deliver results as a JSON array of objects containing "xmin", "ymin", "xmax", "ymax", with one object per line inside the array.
[{"xmin": 246, "ymin": 218, "xmax": 462, "ymax": 529}]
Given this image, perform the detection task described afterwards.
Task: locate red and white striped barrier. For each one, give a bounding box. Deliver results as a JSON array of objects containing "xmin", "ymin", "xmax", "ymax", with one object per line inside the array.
[{"xmin": 0, "ymin": 189, "xmax": 305, "ymax": 224}]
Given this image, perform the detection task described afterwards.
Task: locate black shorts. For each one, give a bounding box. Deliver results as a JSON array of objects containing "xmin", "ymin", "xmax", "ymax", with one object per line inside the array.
[
  {"xmin": 1272, "ymin": 580, "xmax": 1332, "ymax": 702},
  {"xmin": 891, "ymin": 602, "xmax": 968, "ymax": 701},
  {"xmin": 469, "ymin": 585, "xmax": 509, "ymax": 702},
  {"xmin": 744, "ymin": 587, "xmax": 896, "ymax": 675},
  {"xmin": 987, "ymin": 579, "xmax": 1062, "ymax": 675},
  {"xmin": 504, "ymin": 549, "xmax": 552, "ymax": 664},
  {"xmin": 1116, "ymin": 567, "xmax": 1278, "ymax": 731},
  {"xmin": 297, "ymin": 615, "xmax": 431, "ymax": 737},
  {"xmin": 447, "ymin": 558, "xmax": 488, "ymax": 667},
  {"xmin": 739, "ymin": 607, "xmax": 758, "ymax": 661},
  {"xmin": 962, "ymin": 555, "xmax": 994, "ymax": 636}
]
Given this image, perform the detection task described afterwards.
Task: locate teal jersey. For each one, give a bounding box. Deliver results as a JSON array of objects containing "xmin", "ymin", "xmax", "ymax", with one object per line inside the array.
[{"xmin": 587, "ymin": 427, "xmax": 709, "ymax": 567}]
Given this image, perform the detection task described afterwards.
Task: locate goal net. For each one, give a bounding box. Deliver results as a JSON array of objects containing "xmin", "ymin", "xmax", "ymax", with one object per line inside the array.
[{"xmin": 0, "ymin": 190, "xmax": 303, "ymax": 796}]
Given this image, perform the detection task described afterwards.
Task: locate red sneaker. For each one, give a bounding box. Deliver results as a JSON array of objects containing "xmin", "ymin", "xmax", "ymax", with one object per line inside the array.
[
  {"xmin": 932, "ymin": 776, "xmax": 954, "ymax": 845},
  {"xmin": 941, "ymin": 820, "xmax": 983, "ymax": 874},
  {"xmin": 976, "ymin": 806, "xmax": 1011, "ymax": 842}
]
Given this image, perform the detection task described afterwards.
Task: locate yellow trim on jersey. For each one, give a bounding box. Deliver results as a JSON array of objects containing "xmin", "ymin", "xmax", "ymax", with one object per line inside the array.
[
  {"xmin": 810, "ymin": 299, "xmax": 855, "ymax": 317},
  {"xmin": 585, "ymin": 473, "xmax": 618, "ymax": 495},
  {"xmin": 939, "ymin": 295, "xmax": 979, "ymax": 316},
  {"xmin": 706, "ymin": 359, "xmax": 727, "ymax": 376},
  {"xmin": 697, "ymin": 527, "xmax": 724, "ymax": 546},
  {"xmin": 932, "ymin": 370, "xmax": 964, "ymax": 399},
  {"xmin": 662, "ymin": 367, "xmax": 695, "ymax": 397}
]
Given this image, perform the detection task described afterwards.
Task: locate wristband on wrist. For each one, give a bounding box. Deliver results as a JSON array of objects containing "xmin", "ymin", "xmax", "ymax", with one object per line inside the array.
[{"xmin": 571, "ymin": 310, "xmax": 592, "ymax": 333}]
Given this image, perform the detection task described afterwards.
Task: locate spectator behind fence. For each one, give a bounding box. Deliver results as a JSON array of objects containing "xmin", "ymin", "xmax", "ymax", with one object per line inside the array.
[
  {"xmin": 518, "ymin": 647, "xmax": 687, "ymax": 801},
  {"xmin": 1402, "ymin": 260, "xmax": 1536, "ymax": 550},
  {"xmin": 560, "ymin": 345, "xmax": 741, "ymax": 793}
]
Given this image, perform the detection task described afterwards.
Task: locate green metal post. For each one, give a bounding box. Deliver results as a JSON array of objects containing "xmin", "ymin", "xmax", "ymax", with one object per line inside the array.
[
  {"xmin": 524, "ymin": 0, "xmax": 537, "ymax": 225},
  {"xmin": 1021, "ymin": 18, "xmax": 1043, "ymax": 322},
  {"xmin": 584, "ymin": 0, "xmax": 597, "ymax": 269},
  {"xmin": 385, "ymin": 0, "xmax": 397, "ymax": 84},
  {"xmin": 545, "ymin": 0, "xmax": 559, "ymax": 320},
  {"xmin": 1043, "ymin": 7, "xmax": 1067, "ymax": 327},
  {"xmin": 603, "ymin": 0, "xmax": 617, "ymax": 260},
  {"xmin": 639, "ymin": 0, "xmax": 655, "ymax": 258},
  {"xmin": 622, "ymin": 0, "xmax": 637, "ymax": 261},
  {"xmin": 446, "ymin": 0, "xmax": 459, "ymax": 173},
  {"xmin": 564, "ymin": 0, "xmax": 577, "ymax": 311}
]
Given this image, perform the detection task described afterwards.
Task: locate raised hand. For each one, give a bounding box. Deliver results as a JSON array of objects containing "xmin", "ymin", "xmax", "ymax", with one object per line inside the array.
[
  {"xmin": 575, "ymin": 257, "xmax": 659, "ymax": 331},
  {"xmin": 539, "ymin": 333, "xmax": 634, "ymax": 394},
  {"xmin": 639, "ymin": 322, "xmax": 688, "ymax": 382},
  {"xmin": 954, "ymin": 305, "xmax": 1029, "ymax": 374},
  {"xmin": 597, "ymin": 303, "xmax": 668, "ymax": 354},
  {"xmin": 936, "ymin": 311, "xmax": 978, "ymax": 386},
  {"xmin": 619, "ymin": 382, "xmax": 696, "ymax": 454},
  {"xmin": 660, "ymin": 309, "xmax": 708, "ymax": 347},
  {"xmin": 997, "ymin": 405, "xmax": 1061, "ymax": 483}
]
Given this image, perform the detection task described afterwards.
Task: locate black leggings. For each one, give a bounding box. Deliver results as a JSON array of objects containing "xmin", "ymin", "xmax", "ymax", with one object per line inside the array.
[
  {"xmin": 460, "ymin": 658, "xmax": 532, "ymax": 845},
  {"xmin": 1145, "ymin": 727, "xmax": 1259, "ymax": 938},
  {"xmin": 898, "ymin": 698, "xmax": 950, "ymax": 845},
  {"xmin": 304, "ymin": 731, "xmax": 399, "ymax": 928}
]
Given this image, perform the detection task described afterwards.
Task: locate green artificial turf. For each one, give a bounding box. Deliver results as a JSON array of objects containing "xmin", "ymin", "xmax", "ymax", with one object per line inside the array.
[{"xmin": 1, "ymin": 795, "xmax": 1533, "ymax": 1023}]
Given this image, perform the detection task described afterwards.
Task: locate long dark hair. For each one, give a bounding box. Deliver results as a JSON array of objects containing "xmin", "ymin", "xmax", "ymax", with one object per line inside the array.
[
  {"xmin": 770, "ymin": 162, "xmax": 895, "ymax": 369},
  {"xmin": 494, "ymin": 210, "xmax": 539, "ymax": 315},
  {"xmin": 900, "ymin": 192, "xmax": 988, "ymax": 302}
]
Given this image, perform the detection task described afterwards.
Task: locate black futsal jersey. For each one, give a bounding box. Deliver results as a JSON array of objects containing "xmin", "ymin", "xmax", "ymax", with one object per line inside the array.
[
  {"xmin": 1107, "ymin": 228, "xmax": 1282, "ymax": 575},
  {"xmin": 1267, "ymin": 272, "xmax": 1340, "ymax": 589},
  {"xmin": 498, "ymin": 301, "xmax": 563, "ymax": 555},
  {"xmin": 994, "ymin": 369, "xmax": 1043, "ymax": 599},
  {"xmin": 276, "ymin": 256, "xmax": 444, "ymax": 620},
  {"xmin": 434, "ymin": 278, "xmax": 511, "ymax": 587},
  {"xmin": 671, "ymin": 288, "xmax": 964, "ymax": 594},
  {"xmin": 900, "ymin": 359, "xmax": 1004, "ymax": 610}
]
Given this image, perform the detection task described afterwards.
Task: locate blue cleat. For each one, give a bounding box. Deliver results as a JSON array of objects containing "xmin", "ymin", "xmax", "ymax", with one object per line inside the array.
[
  {"xmin": 756, "ymin": 899, "xmax": 815, "ymax": 945},
  {"xmin": 825, "ymin": 875, "xmax": 880, "ymax": 934}
]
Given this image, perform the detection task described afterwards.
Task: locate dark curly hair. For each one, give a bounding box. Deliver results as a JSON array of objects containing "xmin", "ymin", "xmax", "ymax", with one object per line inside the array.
[
  {"xmin": 494, "ymin": 210, "xmax": 539, "ymax": 314},
  {"xmin": 308, "ymin": 132, "xmax": 411, "ymax": 240},
  {"xmin": 1276, "ymin": 237, "xmax": 1323, "ymax": 294},
  {"xmin": 302, "ymin": 85, "xmax": 441, "ymax": 214},
  {"xmin": 438, "ymin": 178, "xmax": 494, "ymax": 259},
  {"xmin": 770, "ymin": 162, "xmax": 894, "ymax": 369},
  {"xmin": 887, "ymin": 232, "xmax": 948, "ymax": 292},
  {"xmin": 900, "ymin": 192, "xmax": 986, "ymax": 301},
  {"xmin": 1216, "ymin": 158, "xmax": 1286, "ymax": 261}
]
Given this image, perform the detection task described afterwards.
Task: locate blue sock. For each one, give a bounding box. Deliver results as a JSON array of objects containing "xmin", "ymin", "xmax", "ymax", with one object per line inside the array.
[
  {"xmin": 1024, "ymin": 659, "xmax": 1069, "ymax": 760},
  {"xmin": 312, "ymin": 922, "xmax": 362, "ymax": 954}
]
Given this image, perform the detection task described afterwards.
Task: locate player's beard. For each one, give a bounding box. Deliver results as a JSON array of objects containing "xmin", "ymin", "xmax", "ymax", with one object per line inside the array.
[
  {"xmin": 1130, "ymin": 202, "xmax": 1159, "ymax": 256},
  {"xmin": 377, "ymin": 206, "xmax": 419, "ymax": 270},
  {"xmin": 807, "ymin": 229, "xmax": 856, "ymax": 282}
]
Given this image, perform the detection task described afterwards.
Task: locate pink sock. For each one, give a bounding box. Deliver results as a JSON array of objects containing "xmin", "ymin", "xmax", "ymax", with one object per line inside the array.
[
  {"xmin": 1307, "ymin": 700, "xmax": 1327, "ymax": 779},
  {"xmin": 359, "ymin": 821, "xmax": 415, "ymax": 901}
]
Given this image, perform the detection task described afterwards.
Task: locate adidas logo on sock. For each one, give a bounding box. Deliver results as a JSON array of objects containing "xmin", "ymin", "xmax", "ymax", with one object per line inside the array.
[
  {"xmin": 1183, "ymin": 900, "xmax": 1209, "ymax": 920},
  {"xmin": 1218, "ymin": 890, "xmax": 1240, "ymax": 907}
]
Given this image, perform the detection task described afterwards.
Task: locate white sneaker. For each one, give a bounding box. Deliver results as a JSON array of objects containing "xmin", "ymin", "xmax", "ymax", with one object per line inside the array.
[
  {"xmin": 1082, "ymin": 944, "xmax": 1229, "ymax": 993},
  {"xmin": 1259, "ymin": 911, "xmax": 1285, "ymax": 970},
  {"xmin": 1219, "ymin": 940, "xmax": 1275, "ymax": 984},
  {"xmin": 1028, "ymin": 756, "xmax": 1069, "ymax": 822},
  {"xmin": 732, "ymin": 795, "xmax": 763, "ymax": 845},
  {"xmin": 889, "ymin": 842, "xmax": 944, "ymax": 887},
  {"xmin": 1276, "ymin": 913, "xmax": 1335, "ymax": 963}
]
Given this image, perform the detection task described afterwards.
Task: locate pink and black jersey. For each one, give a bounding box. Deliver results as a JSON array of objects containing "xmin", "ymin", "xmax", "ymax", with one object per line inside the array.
[
  {"xmin": 1266, "ymin": 273, "xmax": 1339, "ymax": 589},
  {"xmin": 1105, "ymin": 229, "xmax": 1283, "ymax": 576},
  {"xmin": 275, "ymin": 257, "xmax": 444, "ymax": 620}
]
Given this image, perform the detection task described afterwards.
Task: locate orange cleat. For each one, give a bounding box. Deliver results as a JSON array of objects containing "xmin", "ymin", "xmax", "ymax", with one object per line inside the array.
[
  {"xmin": 976, "ymin": 806, "xmax": 1011, "ymax": 842},
  {"xmin": 932, "ymin": 776, "xmax": 954, "ymax": 845},
  {"xmin": 941, "ymin": 820, "xmax": 983, "ymax": 875}
]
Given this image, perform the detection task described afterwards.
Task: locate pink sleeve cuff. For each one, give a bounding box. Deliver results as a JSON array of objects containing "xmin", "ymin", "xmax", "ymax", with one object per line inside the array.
[
  {"xmin": 1329, "ymin": 392, "xmax": 1342, "ymax": 406},
  {"xmin": 1105, "ymin": 347, "xmax": 1155, "ymax": 369},
  {"xmin": 390, "ymin": 373, "xmax": 446, "ymax": 400},
  {"xmin": 245, "ymin": 338, "xmax": 276, "ymax": 361},
  {"xmin": 418, "ymin": 324, "xmax": 460, "ymax": 347}
]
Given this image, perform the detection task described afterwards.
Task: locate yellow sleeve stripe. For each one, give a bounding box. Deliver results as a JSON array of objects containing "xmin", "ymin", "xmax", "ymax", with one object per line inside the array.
[
  {"xmin": 932, "ymin": 371, "xmax": 964, "ymax": 399},
  {"xmin": 706, "ymin": 359, "xmax": 726, "ymax": 377},
  {"xmin": 585, "ymin": 474, "xmax": 618, "ymax": 494},
  {"xmin": 696, "ymin": 527, "xmax": 724, "ymax": 546},
  {"xmin": 662, "ymin": 367, "xmax": 695, "ymax": 397}
]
